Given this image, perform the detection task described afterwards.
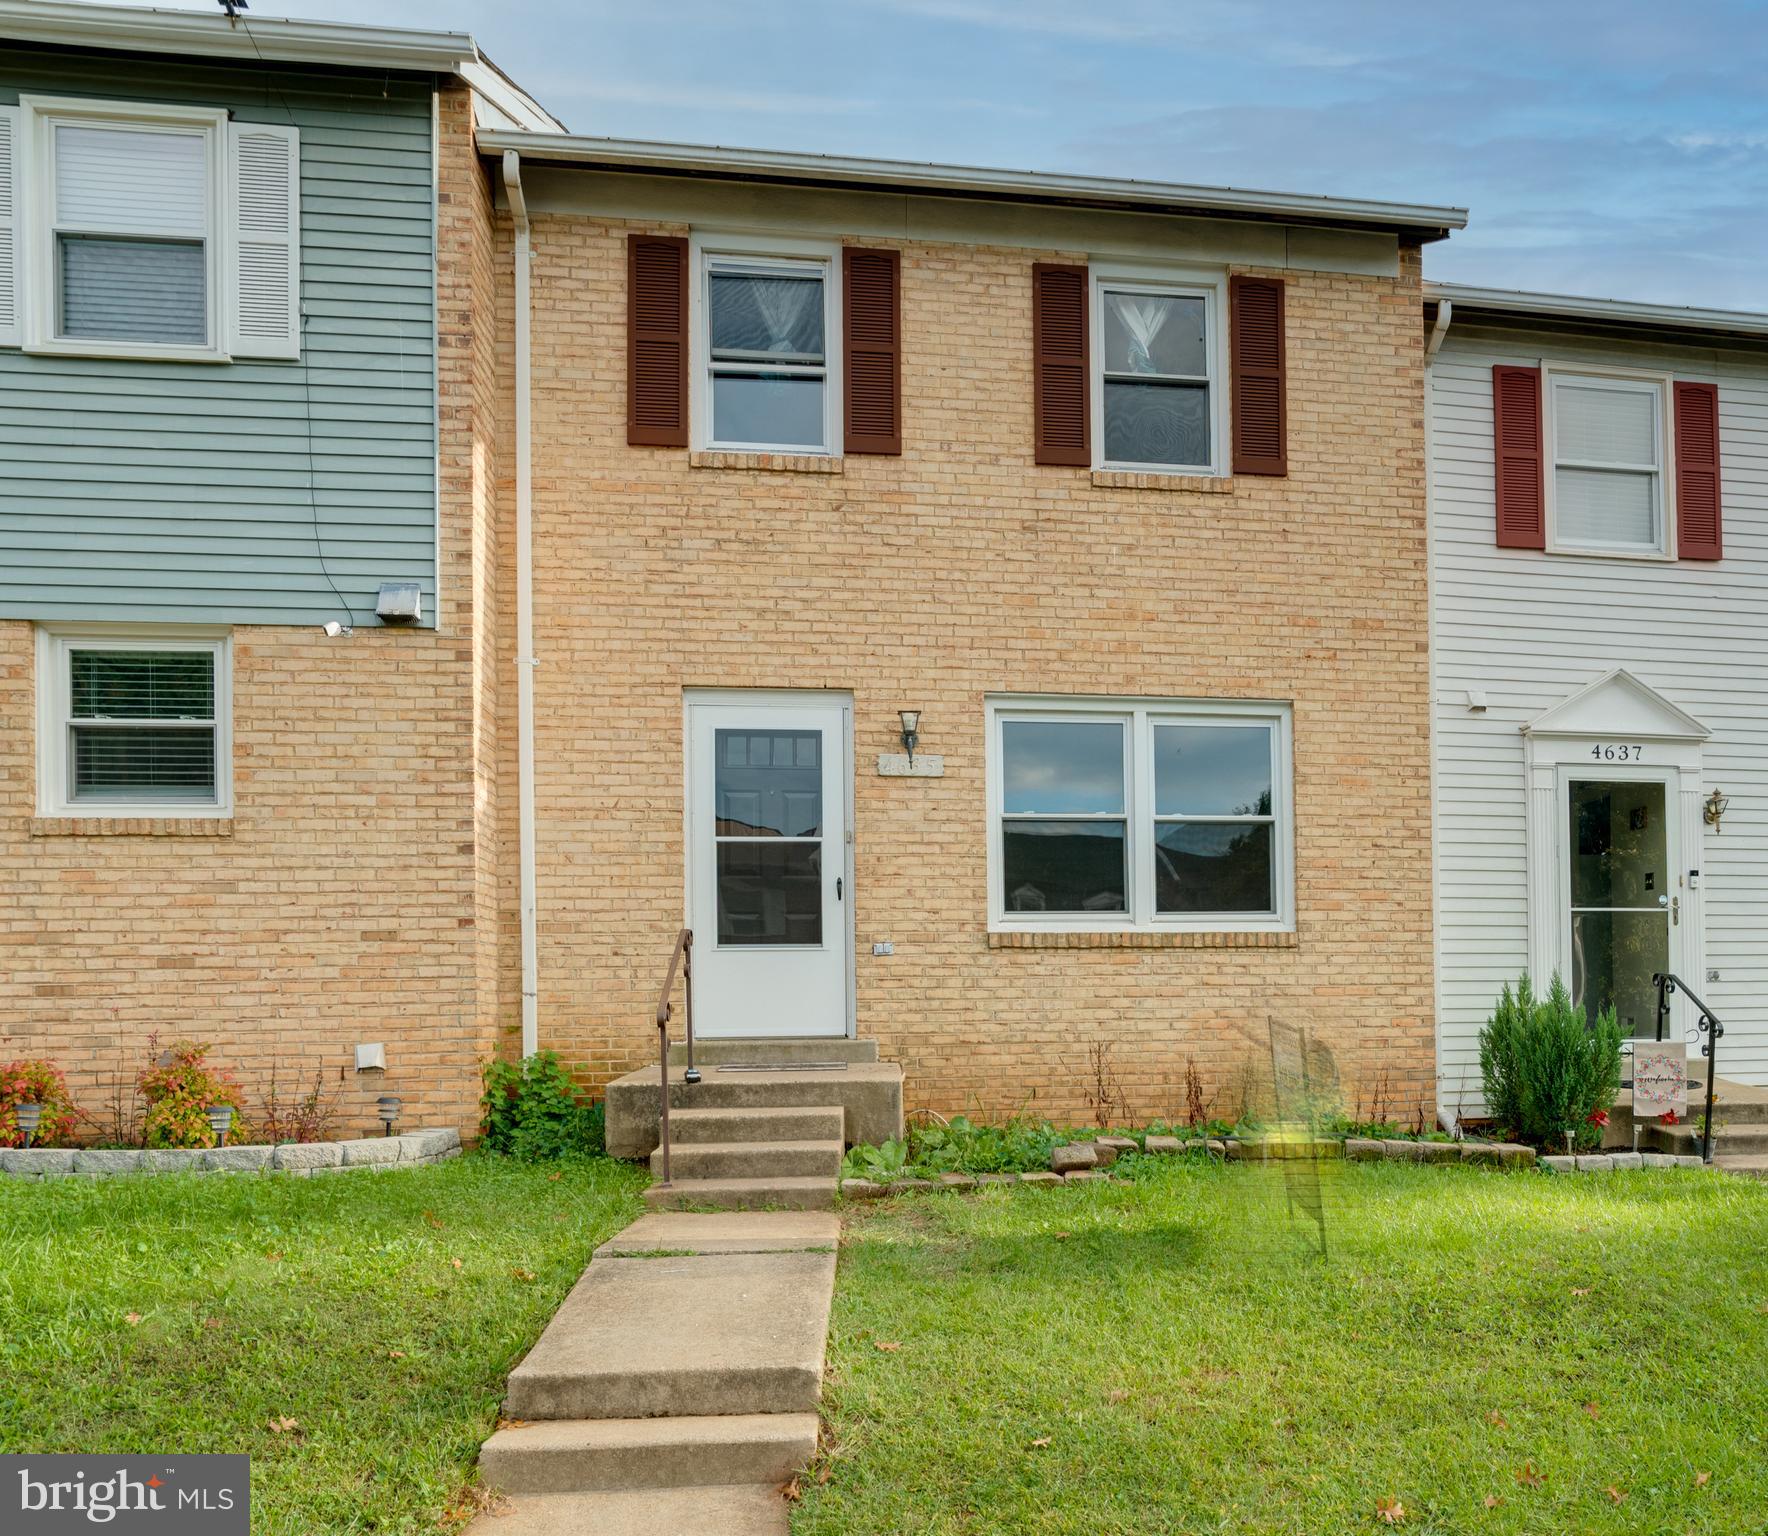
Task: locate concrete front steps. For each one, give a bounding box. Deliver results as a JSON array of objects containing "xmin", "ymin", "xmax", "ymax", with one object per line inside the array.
[
  {"xmin": 1618, "ymin": 1073, "xmax": 1768, "ymax": 1177},
  {"xmin": 643, "ymin": 1103, "xmax": 844, "ymax": 1211},
  {"xmin": 472, "ymin": 1212, "xmax": 838, "ymax": 1527}
]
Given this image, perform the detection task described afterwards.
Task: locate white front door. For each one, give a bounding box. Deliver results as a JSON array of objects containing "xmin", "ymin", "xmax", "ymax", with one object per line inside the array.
[
  {"xmin": 1564, "ymin": 771, "xmax": 1680, "ymax": 1037},
  {"xmin": 686, "ymin": 693, "xmax": 850, "ymax": 1037}
]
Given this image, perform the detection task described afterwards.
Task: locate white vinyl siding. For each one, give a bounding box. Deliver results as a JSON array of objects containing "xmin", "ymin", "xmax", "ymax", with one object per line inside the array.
[{"xmin": 1429, "ymin": 322, "xmax": 1768, "ymax": 1098}]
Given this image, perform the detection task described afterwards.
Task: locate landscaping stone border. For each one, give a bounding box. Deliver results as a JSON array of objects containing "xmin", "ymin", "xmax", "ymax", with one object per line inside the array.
[
  {"xmin": 1538, "ymin": 1151, "xmax": 1710, "ymax": 1174},
  {"xmin": 0, "ymin": 1128, "xmax": 461, "ymax": 1181}
]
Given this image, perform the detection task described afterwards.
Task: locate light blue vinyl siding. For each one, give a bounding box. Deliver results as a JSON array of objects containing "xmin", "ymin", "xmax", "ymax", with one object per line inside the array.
[{"xmin": 0, "ymin": 47, "xmax": 437, "ymax": 627}]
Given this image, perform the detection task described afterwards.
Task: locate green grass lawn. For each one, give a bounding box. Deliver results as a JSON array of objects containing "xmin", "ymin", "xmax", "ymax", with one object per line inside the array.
[
  {"xmin": 0, "ymin": 1154, "xmax": 646, "ymax": 1535},
  {"xmin": 796, "ymin": 1159, "xmax": 1768, "ymax": 1536}
]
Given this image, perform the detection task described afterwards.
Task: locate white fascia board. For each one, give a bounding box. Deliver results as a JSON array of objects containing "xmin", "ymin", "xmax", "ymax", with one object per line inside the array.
[
  {"xmin": 478, "ymin": 131, "xmax": 1468, "ymax": 238},
  {"xmin": 0, "ymin": 0, "xmax": 474, "ymax": 72},
  {"xmin": 1428, "ymin": 281, "xmax": 1768, "ymax": 341}
]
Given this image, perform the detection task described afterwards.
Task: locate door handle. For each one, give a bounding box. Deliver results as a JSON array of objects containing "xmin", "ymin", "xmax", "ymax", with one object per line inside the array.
[
  {"xmin": 1672, "ymin": 896, "xmax": 1680, "ymax": 926},
  {"xmin": 836, "ymin": 877, "xmax": 843, "ymax": 901}
]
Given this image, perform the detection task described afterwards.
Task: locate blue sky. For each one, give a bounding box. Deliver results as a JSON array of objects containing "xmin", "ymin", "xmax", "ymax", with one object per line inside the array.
[{"xmin": 130, "ymin": 0, "xmax": 1768, "ymax": 308}]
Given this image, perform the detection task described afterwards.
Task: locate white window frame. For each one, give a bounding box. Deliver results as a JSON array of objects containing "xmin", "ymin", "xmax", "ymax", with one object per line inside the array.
[
  {"xmin": 1543, "ymin": 362, "xmax": 1675, "ymax": 561},
  {"xmin": 35, "ymin": 625, "xmax": 234, "ymax": 818},
  {"xmin": 689, "ymin": 230, "xmax": 842, "ymax": 456},
  {"xmin": 986, "ymin": 694, "xmax": 1294, "ymax": 934},
  {"xmin": 1091, "ymin": 263, "xmax": 1229, "ymax": 477},
  {"xmin": 19, "ymin": 95, "xmax": 230, "ymax": 363}
]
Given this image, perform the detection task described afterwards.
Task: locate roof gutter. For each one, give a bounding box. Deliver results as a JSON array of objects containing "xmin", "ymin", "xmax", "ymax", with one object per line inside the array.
[
  {"xmin": 478, "ymin": 131, "xmax": 1468, "ymax": 241},
  {"xmin": 1428, "ymin": 282, "xmax": 1768, "ymax": 341},
  {"xmin": 504, "ymin": 149, "xmax": 539, "ymax": 1060}
]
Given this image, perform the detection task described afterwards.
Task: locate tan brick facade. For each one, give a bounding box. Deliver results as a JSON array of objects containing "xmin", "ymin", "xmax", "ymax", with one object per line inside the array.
[
  {"xmin": 503, "ymin": 210, "xmax": 1438, "ymax": 1126},
  {"xmin": 0, "ymin": 107, "xmax": 1439, "ymax": 1140},
  {"xmin": 0, "ymin": 87, "xmax": 503, "ymax": 1140}
]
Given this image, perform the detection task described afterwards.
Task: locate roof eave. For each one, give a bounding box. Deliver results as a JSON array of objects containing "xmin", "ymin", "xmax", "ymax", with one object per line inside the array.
[
  {"xmin": 481, "ymin": 131, "xmax": 1468, "ymax": 242},
  {"xmin": 1428, "ymin": 281, "xmax": 1768, "ymax": 343}
]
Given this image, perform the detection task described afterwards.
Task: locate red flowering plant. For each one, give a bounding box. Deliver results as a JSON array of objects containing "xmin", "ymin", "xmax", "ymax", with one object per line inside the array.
[
  {"xmin": 1661, "ymin": 1109, "xmax": 1681, "ymax": 1126},
  {"xmin": 1587, "ymin": 1108, "xmax": 1610, "ymax": 1130},
  {"xmin": 0, "ymin": 1059, "xmax": 78, "ymax": 1148},
  {"xmin": 137, "ymin": 1039, "xmax": 245, "ymax": 1149}
]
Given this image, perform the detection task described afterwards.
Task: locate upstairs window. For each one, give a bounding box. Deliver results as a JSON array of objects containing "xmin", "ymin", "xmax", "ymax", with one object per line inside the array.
[
  {"xmin": 695, "ymin": 237, "xmax": 839, "ymax": 454},
  {"xmin": 1548, "ymin": 369, "xmax": 1669, "ymax": 557},
  {"xmin": 988, "ymin": 698, "xmax": 1293, "ymax": 932},
  {"xmin": 1093, "ymin": 270, "xmax": 1224, "ymax": 475},
  {"xmin": 37, "ymin": 630, "xmax": 232, "ymax": 817},
  {"xmin": 0, "ymin": 97, "xmax": 301, "ymax": 362}
]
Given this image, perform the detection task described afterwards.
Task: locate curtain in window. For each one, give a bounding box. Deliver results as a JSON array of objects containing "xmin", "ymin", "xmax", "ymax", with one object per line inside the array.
[
  {"xmin": 1106, "ymin": 293, "xmax": 1173, "ymax": 375},
  {"xmin": 710, "ymin": 272, "xmax": 824, "ymax": 361}
]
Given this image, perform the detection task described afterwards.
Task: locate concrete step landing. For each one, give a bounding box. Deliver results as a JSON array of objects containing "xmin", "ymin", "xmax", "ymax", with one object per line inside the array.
[
  {"xmin": 607, "ymin": 1062, "xmax": 902, "ymax": 1159},
  {"xmin": 504, "ymin": 1248, "xmax": 834, "ymax": 1421}
]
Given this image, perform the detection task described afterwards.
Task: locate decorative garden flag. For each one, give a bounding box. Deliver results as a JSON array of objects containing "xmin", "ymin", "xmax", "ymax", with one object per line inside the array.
[{"xmin": 1633, "ymin": 1041, "xmax": 1688, "ymax": 1118}]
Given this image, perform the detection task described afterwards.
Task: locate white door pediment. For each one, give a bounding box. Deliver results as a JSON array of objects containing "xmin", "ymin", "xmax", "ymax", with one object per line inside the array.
[{"xmin": 1522, "ymin": 668, "xmax": 1710, "ymax": 742}]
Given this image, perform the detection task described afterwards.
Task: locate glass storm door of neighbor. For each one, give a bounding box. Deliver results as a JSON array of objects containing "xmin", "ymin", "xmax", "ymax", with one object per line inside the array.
[
  {"xmin": 687, "ymin": 696, "xmax": 850, "ymax": 1037},
  {"xmin": 1567, "ymin": 776, "xmax": 1676, "ymax": 1037}
]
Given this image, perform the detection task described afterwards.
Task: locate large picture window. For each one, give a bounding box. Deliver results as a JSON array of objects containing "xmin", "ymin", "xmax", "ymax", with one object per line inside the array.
[
  {"xmin": 36, "ymin": 628, "xmax": 232, "ymax": 817},
  {"xmin": 988, "ymin": 698, "xmax": 1292, "ymax": 932}
]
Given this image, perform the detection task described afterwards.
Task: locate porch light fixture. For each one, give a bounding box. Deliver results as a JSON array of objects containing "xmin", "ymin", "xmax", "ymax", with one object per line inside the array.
[
  {"xmin": 1704, "ymin": 788, "xmax": 1730, "ymax": 833},
  {"xmin": 15, "ymin": 1102, "xmax": 42, "ymax": 1149},
  {"xmin": 376, "ymin": 1095, "xmax": 403, "ymax": 1136},
  {"xmin": 898, "ymin": 709, "xmax": 922, "ymax": 764},
  {"xmin": 206, "ymin": 1104, "xmax": 234, "ymax": 1147}
]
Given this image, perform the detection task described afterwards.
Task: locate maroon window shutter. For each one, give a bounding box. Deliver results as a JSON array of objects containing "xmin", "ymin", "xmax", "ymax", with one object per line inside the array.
[
  {"xmin": 1674, "ymin": 381, "xmax": 1722, "ymax": 561},
  {"xmin": 1032, "ymin": 262, "xmax": 1088, "ymax": 466},
  {"xmin": 1491, "ymin": 364, "xmax": 1545, "ymax": 549},
  {"xmin": 843, "ymin": 247, "xmax": 901, "ymax": 455},
  {"xmin": 1229, "ymin": 276, "xmax": 1287, "ymax": 475},
  {"xmin": 627, "ymin": 234, "xmax": 688, "ymax": 447}
]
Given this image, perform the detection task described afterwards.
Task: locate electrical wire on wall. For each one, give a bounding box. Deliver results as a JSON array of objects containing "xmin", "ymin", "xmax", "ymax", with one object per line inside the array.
[{"xmin": 236, "ymin": 11, "xmax": 361, "ymax": 634}]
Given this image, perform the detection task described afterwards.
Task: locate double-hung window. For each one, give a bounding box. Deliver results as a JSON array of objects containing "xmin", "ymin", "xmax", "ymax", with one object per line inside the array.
[
  {"xmin": 989, "ymin": 697, "xmax": 1292, "ymax": 932},
  {"xmin": 695, "ymin": 236, "xmax": 839, "ymax": 454},
  {"xmin": 37, "ymin": 629, "xmax": 232, "ymax": 817},
  {"xmin": 1094, "ymin": 269, "xmax": 1224, "ymax": 474},
  {"xmin": 1547, "ymin": 368, "xmax": 1670, "ymax": 557},
  {"xmin": 2, "ymin": 96, "xmax": 301, "ymax": 362}
]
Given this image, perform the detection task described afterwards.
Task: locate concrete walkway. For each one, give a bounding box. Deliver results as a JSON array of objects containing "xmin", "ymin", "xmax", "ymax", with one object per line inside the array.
[{"xmin": 469, "ymin": 1210, "xmax": 840, "ymax": 1535}]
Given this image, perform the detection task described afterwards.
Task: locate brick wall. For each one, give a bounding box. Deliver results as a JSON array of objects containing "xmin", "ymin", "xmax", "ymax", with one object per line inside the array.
[
  {"xmin": 503, "ymin": 214, "xmax": 1438, "ymax": 1126},
  {"xmin": 0, "ymin": 87, "xmax": 501, "ymax": 1141}
]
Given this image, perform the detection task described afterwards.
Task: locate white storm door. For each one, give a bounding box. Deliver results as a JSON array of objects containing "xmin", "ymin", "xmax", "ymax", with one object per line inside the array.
[
  {"xmin": 687, "ymin": 695, "xmax": 850, "ymax": 1037},
  {"xmin": 1564, "ymin": 772, "xmax": 1680, "ymax": 1038}
]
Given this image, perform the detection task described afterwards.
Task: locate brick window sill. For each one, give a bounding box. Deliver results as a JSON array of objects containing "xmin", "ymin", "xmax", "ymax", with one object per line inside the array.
[
  {"xmin": 689, "ymin": 450, "xmax": 843, "ymax": 475},
  {"xmin": 30, "ymin": 817, "xmax": 235, "ymax": 838},
  {"xmin": 988, "ymin": 929, "xmax": 1296, "ymax": 950},
  {"xmin": 1091, "ymin": 470, "xmax": 1234, "ymax": 494}
]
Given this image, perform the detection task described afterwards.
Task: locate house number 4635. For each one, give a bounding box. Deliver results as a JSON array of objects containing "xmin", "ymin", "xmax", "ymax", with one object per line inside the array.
[{"xmin": 1590, "ymin": 744, "xmax": 1643, "ymax": 761}]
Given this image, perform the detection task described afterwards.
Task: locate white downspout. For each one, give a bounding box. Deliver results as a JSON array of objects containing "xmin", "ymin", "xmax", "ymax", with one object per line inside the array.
[
  {"xmin": 1425, "ymin": 297, "xmax": 1453, "ymax": 358},
  {"xmin": 504, "ymin": 150, "xmax": 538, "ymax": 1059}
]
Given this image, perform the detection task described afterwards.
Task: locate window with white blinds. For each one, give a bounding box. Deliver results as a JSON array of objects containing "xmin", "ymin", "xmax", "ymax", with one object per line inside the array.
[
  {"xmin": 37, "ymin": 630, "xmax": 232, "ymax": 817},
  {"xmin": 4, "ymin": 97, "xmax": 302, "ymax": 361},
  {"xmin": 1548, "ymin": 370, "xmax": 1669, "ymax": 556}
]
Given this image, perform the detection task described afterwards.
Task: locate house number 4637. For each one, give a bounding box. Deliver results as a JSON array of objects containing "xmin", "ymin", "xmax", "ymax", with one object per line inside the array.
[{"xmin": 1590, "ymin": 744, "xmax": 1643, "ymax": 761}]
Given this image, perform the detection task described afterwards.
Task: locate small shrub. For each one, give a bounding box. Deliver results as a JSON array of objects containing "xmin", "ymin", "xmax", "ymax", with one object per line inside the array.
[
  {"xmin": 0, "ymin": 1059, "xmax": 79, "ymax": 1148},
  {"xmin": 480, "ymin": 1051, "xmax": 603, "ymax": 1161},
  {"xmin": 909, "ymin": 1115, "xmax": 1060, "ymax": 1175},
  {"xmin": 259, "ymin": 1064, "xmax": 341, "ymax": 1144},
  {"xmin": 1479, "ymin": 973, "xmax": 1623, "ymax": 1151},
  {"xmin": 842, "ymin": 1138, "xmax": 910, "ymax": 1182},
  {"xmin": 137, "ymin": 1039, "xmax": 244, "ymax": 1149}
]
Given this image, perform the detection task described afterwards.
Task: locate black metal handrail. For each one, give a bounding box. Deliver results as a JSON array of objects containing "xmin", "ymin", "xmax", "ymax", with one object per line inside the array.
[
  {"xmin": 1653, "ymin": 972, "xmax": 1724, "ymax": 1164},
  {"xmin": 653, "ymin": 928, "xmax": 697, "ymax": 1187}
]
